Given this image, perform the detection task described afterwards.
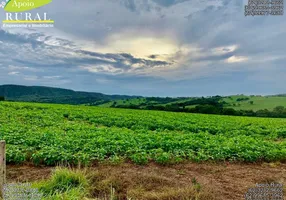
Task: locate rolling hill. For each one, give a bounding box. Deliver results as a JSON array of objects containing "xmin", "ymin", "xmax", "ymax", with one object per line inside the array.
[
  {"xmin": 0, "ymin": 85, "xmax": 140, "ymax": 105},
  {"xmin": 98, "ymin": 95, "xmax": 286, "ymax": 111},
  {"xmin": 0, "ymin": 84, "xmax": 285, "ymax": 117},
  {"xmin": 222, "ymin": 95, "xmax": 286, "ymax": 111}
]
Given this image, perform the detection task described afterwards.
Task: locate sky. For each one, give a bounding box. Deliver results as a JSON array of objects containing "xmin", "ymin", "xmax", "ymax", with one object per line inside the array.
[{"xmin": 0, "ymin": 0, "xmax": 285, "ymax": 97}]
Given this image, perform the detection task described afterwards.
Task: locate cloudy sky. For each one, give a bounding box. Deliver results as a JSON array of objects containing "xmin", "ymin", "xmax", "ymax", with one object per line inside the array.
[{"xmin": 0, "ymin": 0, "xmax": 285, "ymax": 96}]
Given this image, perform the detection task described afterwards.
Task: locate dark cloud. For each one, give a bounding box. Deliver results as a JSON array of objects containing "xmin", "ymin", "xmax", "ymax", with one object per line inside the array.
[
  {"xmin": 0, "ymin": 0, "xmax": 285, "ymax": 96},
  {"xmin": 0, "ymin": 29, "xmax": 170, "ymax": 78},
  {"xmin": 148, "ymin": 55, "xmax": 158, "ymax": 59}
]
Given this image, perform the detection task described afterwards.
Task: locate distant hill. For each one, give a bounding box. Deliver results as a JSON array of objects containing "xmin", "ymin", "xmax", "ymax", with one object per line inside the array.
[
  {"xmin": 271, "ymin": 94, "xmax": 286, "ymax": 97},
  {"xmin": 98, "ymin": 95, "xmax": 286, "ymax": 112},
  {"xmin": 96, "ymin": 95, "xmax": 286, "ymax": 118},
  {"xmin": 1, "ymin": 84, "xmax": 286, "ymax": 117},
  {"xmin": 222, "ymin": 95, "xmax": 286, "ymax": 111},
  {"xmin": 0, "ymin": 85, "xmax": 139, "ymax": 105}
]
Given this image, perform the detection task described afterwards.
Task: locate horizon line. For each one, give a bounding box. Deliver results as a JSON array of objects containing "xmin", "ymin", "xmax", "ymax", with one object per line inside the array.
[{"xmin": 0, "ymin": 84, "xmax": 284, "ymax": 98}]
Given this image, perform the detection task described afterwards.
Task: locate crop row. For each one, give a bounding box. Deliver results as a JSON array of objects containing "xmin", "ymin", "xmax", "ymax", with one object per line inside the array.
[{"xmin": 0, "ymin": 102, "xmax": 285, "ymax": 165}]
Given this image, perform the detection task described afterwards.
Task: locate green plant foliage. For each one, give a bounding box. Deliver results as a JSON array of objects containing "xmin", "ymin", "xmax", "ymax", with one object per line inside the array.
[
  {"xmin": 33, "ymin": 168, "xmax": 88, "ymax": 199},
  {"xmin": 0, "ymin": 102, "xmax": 285, "ymax": 165}
]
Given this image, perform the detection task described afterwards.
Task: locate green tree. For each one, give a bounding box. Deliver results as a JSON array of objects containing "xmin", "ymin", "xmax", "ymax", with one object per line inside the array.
[
  {"xmin": 256, "ymin": 109, "xmax": 270, "ymax": 117},
  {"xmin": 273, "ymin": 106, "xmax": 285, "ymax": 113},
  {"xmin": 273, "ymin": 106, "xmax": 286, "ymax": 117}
]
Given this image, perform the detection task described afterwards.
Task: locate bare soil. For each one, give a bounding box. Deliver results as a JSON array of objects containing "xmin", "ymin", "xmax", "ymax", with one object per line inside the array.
[{"xmin": 6, "ymin": 162, "xmax": 286, "ymax": 200}]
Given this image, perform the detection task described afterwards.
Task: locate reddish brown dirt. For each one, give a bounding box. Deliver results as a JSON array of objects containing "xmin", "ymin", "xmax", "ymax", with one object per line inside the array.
[
  {"xmin": 7, "ymin": 164, "xmax": 52, "ymax": 182},
  {"xmin": 6, "ymin": 162, "xmax": 286, "ymax": 200}
]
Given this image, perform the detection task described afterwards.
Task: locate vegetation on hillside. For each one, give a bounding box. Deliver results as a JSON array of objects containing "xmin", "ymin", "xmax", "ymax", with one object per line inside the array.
[
  {"xmin": 100, "ymin": 96, "xmax": 286, "ymax": 118},
  {"xmin": 1, "ymin": 84, "xmax": 286, "ymax": 118},
  {"xmin": 0, "ymin": 85, "xmax": 139, "ymax": 105},
  {"xmin": 223, "ymin": 95, "xmax": 286, "ymax": 111}
]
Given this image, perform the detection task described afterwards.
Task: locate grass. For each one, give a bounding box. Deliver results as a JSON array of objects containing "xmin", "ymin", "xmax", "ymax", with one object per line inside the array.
[
  {"xmin": 223, "ymin": 95, "xmax": 286, "ymax": 111},
  {"xmin": 33, "ymin": 168, "xmax": 88, "ymax": 200},
  {"xmin": 26, "ymin": 167, "xmax": 216, "ymax": 200},
  {"xmin": 99, "ymin": 95, "xmax": 286, "ymax": 112}
]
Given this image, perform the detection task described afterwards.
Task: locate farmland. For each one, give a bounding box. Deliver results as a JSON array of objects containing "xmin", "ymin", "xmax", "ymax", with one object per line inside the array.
[
  {"xmin": 1, "ymin": 85, "xmax": 286, "ymax": 118},
  {"xmin": 223, "ymin": 95, "xmax": 286, "ymax": 111},
  {"xmin": 97, "ymin": 95, "xmax": 286, "ymax": 111},
  {"xmin": 0, "ymin": 101, "xmax": 285, "ymax": 166}
]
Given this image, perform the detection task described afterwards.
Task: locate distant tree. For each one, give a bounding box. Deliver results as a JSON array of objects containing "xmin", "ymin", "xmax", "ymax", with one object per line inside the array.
[
  {"xmin": 111, "ymin": 102, "xmax": 117, "ymax": 107},
  {"xmin": 237, "ymin": 97, "xmax": 250, "ymax": 102},
  {"xmin": 0, "ymin": 96, "xmax": 5, "ymax": 101},
  {"xmin": 270, "ymin": 106, "xmax": 286, "ymax": 118},
  {"xmin": 193, "ymin": 105, "xmax": 220, "ymax": 114},
  {"xmin": 273, "ymin": 106, "xmax": 285, "ymax": 117},
  {"xmin": 242, "ymin": 110, "xmax": 256, "ymax": 117},
  {"xmin": 273, "ymin": 106, "xmax": 285, "ymax": 113},
  {"xmin": 222, "ymin": 108, "xmax": 237, "ymax": 116},
  {"xmin": 249, "ymin": 101, "xmax": 254, "ymax": 105},
  {"xmin": 256, "ymin": 109, "xmax": 270, "ymax": 117}
]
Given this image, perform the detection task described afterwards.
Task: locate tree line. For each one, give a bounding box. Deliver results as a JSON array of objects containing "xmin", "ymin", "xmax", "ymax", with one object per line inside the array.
[{"xmin": 111, "ymin": 96, "xmax": 286, "ymax": 118}]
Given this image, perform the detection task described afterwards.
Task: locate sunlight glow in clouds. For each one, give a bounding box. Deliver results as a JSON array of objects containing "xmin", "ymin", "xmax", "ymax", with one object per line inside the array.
[
  {"xmin": 212, "ymin": 45, "xmax": 238, "ymax": 55},
  {"xmin": 225, "ymin": 56, "xmax": 249, "ymax": 63},
  {"xmin": 83, "ymin": 33, "xmax": 179, "ymax": 60},
  {"xmin": 81, "ymin": 64, "xmax": 124, "ymax": 74}
]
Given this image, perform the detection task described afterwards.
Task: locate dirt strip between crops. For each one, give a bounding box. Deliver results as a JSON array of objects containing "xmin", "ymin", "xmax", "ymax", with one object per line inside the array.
[{"xmin": 6, "ymin": 162, "xmax": 286, "ymax": 200}]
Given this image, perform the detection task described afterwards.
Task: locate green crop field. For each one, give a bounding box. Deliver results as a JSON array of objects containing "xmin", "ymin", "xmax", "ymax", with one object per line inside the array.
[{"xmin": 0, "ymin": 101, "xmax": 285, "ymax": 166}]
